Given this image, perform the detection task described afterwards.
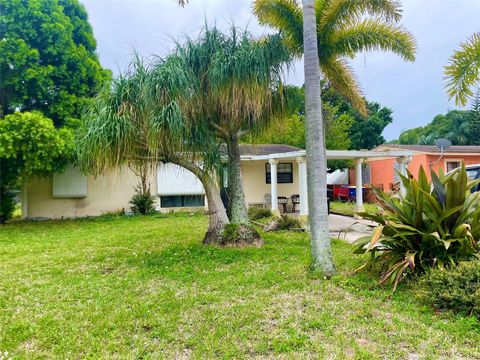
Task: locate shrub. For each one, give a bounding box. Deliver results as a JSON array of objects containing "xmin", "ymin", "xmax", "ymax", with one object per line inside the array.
[
  {"xmin": 0, "ymin": 187, "xmax": 16, "ymax": 224},
  {"xmin": 354, "ymin": 165, "xmax": 480, "ymax": 290},
  {"xmin": 422, "ymin": 261, "xmax": 480, "ymax": 318},
  {"xmin": 129, "ymin": 187, "xmax": 156, "ymax": 215},
  {"xmin": 248, "ymin": 207, "xmax": 272, "ymax": 221},
  {"xmin": 276, "ymin": 214, "xmax": 301, "ymax": 230}
]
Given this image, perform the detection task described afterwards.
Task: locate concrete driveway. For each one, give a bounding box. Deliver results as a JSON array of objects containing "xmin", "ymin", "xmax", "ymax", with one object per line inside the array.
[{"xmin": 328, "ymin": 214, "xmax": 377, "ymax": 243}]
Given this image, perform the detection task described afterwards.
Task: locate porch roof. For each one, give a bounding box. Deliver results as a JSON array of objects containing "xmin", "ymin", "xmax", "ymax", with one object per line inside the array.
[{"xmin": 240, "ymin": 148, "xmax": 413, "ymax": 161}]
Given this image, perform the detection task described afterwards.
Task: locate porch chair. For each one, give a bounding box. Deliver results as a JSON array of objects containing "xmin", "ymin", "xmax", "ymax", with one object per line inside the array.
[{"xmin": 336, "ymin": 185, "xmax": 350, "ymax": 202}]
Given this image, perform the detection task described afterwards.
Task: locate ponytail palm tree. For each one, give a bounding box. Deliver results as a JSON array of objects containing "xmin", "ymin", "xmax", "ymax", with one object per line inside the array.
[
  {"xmin": 254, "ymin": 0, "xmax": 416, "ymax": 115},
  {"xmin": 166, "ymin": 26, "xmax": 290, "ymax": 236},
  {"xmin": 77, "ymin": 57, "xmax": 230, "ymax": 245},
  {"xmin": 444, "ymin": 32, "xmax": 480, "ymax": 107}
]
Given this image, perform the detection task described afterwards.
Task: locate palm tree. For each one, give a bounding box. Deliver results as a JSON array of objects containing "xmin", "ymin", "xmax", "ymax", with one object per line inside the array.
[
  {"xmin": 254, "ymin": 0, "xmax": 416, "ymax": 273},
  {"xmin": 164, "ymin": 26, "xmax": 290, "ymax": 241},
  {"xmin": 76, "ymin": 57, "xmax": 230, "ymax": 245},
  {"xmin": 254, "ymin": 0, "xmax": 416, "ymax": 115},
  {"xmin": 444, "ymin": 33, "xmax": 480, "ymax": 107}
]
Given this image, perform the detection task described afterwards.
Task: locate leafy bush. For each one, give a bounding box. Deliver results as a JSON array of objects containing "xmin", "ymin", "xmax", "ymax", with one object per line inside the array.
[
  {"xmin": 354, "ymin": 165, "xmax": 480, "ymax": 290},
  {"xmin": 422, "ymin": 261, "xmax": 480, "ymax": 318},
  {"xmin": 276, "ymin": 215, "xmax": 301, "ymax": 230},
  {"xmin": 129, "ymin": 187, "xmax": 156, "ymax": 215},
  {"xmin": 248, "ymin": 207, "xmax": 272, "ymax": 220},
  {"xmin": 0, "ymin": 187, "xmax": 16, "ymax": 224}
]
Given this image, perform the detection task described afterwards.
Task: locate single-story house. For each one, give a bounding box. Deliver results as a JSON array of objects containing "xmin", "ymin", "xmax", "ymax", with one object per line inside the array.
[
  {"xmin": 357, "ymin": 145, "xmax": 480, "ymax": 192},
  {"xmin": 21, "ymin": 144, "xmax": 413, "ymax": 220}
]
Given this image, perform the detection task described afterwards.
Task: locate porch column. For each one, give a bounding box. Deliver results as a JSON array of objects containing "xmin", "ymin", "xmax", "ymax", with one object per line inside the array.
[
  {"xmin": 397, "ymin": 157, "xmax": 409, "ymax": 197},
  {"xmin": 354, "ymin": 158, "xmax": 365, "ymax": 216},
  {"xmin": 269, "ymin": 159, "xmax": 279, "ymax": 215},
  {"xmin": 296, "ymin": 157, "xmax": 308, "ymax": 216}
]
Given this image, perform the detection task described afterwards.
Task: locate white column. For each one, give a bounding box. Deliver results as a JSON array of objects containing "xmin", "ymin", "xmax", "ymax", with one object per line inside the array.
[
  {"xmin": 354, "ymin": 158, "xmax": 365, "ymax": 215},
  {"xmin": 297, "ymin": 157, "xmax": 308, "ymax": 216},
  {"xmin": 269, "ymin": 159, "xmax": 279, "ymax": 214},
  {"xmin": 397, "ymin": 157, "xmax": 408, "ymax": 197}
]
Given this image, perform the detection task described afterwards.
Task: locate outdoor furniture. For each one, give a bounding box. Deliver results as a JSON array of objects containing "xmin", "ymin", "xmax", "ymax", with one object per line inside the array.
[
  {"xmin": 264, "ymin": 193, "xmax": 272, "ymax": 208},
  {"xmin": 278, "ymin": 196, "xmax": 288, "ymax": 213},
  {"xmin": 291, "ymin": 194, "xmax": 300, "ymax": 212},
  {"xmin": 337, "ymin": 186, "xmax": 350, "ymax": 202}
]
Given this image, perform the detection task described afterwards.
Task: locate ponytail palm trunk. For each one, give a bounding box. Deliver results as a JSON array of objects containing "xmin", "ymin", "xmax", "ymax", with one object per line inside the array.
[
  {"xmin": 302, "ymin": 0, "xmax": 335, "ymax": 275},
  {"xmin": 171, "ymin": 158, "xmax": 229, "ymax": 244}
]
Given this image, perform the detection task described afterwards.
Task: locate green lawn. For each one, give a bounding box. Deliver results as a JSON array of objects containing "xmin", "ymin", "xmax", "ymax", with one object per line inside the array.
[
  {"xmin": 330, "ymin": 201, "xmax": 378, "ymax": 217},
  {"xmin": 1, "ymin": 214, "xmax": 478, "ymax": 359}
]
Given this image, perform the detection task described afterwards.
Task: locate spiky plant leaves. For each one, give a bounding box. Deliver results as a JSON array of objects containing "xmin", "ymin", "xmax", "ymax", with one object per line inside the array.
[{"xmin": 354, "ymin": 165, "xmax": 480, "ymax": 290}]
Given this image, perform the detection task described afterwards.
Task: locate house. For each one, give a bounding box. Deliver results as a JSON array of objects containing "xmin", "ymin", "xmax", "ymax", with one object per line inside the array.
[
  {"xmin": 363, "ymin": 144, "xmax": 480, "ymax": 191},
  {"xmin": 21, "ymin": 144, "xmax": 412, "ymax": 220}
]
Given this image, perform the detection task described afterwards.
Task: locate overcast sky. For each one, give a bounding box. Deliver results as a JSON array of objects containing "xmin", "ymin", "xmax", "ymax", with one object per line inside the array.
[{"xmin": 82, "ymin": 0, "xmax": 480, "ymax": 140}]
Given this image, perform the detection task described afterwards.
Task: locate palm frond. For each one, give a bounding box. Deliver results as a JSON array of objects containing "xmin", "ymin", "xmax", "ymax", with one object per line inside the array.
[
  {"xmin": 328, "ymin": 19, "xmax": 416, "ymax": 61},
  {"xmin": 319, "ymin": 0, "xmax": 402, "ymax": 35},
  {"xmin": 321, "ymin": 57, "xmax": 367, "ymax": 115},
  {"xmin": 444, "ymin": 32, "xmax": 480, "ymax": 107},
  {"xmin": 253, "ymin": 0, "xmax": 304, "ymax": 55}
]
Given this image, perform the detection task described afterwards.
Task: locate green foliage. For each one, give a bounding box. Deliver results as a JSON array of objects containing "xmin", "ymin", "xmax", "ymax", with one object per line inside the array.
[
  {"xmin": 444, "ymin": 33, "xmax": 480, "ymax": 107},
  {"xmin": 397, "ymin": 108, "xmax": 480, "ymax": 145},
  {"xmin": 354, "ymin": 165, "xmax": 480, "ymax": 290},
  {"xmin": 0, "ymin": 0, "xmax": 110, "ymax": 124},
  {"xmin": 0, "ymin": 187, "xmax": 15, "ymax": 224},
  {"xmin": 276, "ymin": 214, "xmax": 301, "ymax": 230},
  {"xmin": 254, "ymin": 0, "xmax": 416, "ymax": 115},
  {"xmin": 323, "ymin": 85, "xmax": 393, "ymax": 150},
  {"xmin": 0, "ymin": 112, "xmax": 73, "ymax": 222},
  {"xmin": 0, "ymin": 112, "xmax": 73, "ymax": 179},
  {"xmin": 129, "ymin": 187, "xmax": 156, "ymax": 215},
  {"xmin": 423, "ymin": 261, "xmax": 480, "ymax": 318},
  {"xmin": 248, "ymin": 207, "xmax": 272, "ymax": 221}
]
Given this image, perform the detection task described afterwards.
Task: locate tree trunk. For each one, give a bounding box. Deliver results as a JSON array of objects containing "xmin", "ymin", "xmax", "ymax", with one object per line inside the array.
[
  {"xmin": 225, "ymin": 135, "xmax": 250, "ymax": 225},
  {"xmin": 171, "ymin": 158, "xmax": 230, "ymax": 245},
  {"xmin": 302, "ymin": 0, "xmax": 336, "ymax": 276}
]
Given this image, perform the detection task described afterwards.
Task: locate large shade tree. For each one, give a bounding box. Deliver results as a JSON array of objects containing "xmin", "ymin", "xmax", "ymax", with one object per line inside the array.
[
  {"xmin": 254, "ymin": 0, "xmax": 416, "ymax": 273},
  {"xmin": 165, "ymin": 26, "xmax": 290, "ymax": 240},
  {"xmin": 0, "ymin": 0, "xmax": 110, "ymax": 124},
  {"xmin": 77, "ymin": 58, "xmax": 231, "ymax": 245}
]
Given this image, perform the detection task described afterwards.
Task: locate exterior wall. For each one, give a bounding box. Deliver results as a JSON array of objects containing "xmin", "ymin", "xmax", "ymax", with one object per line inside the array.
[
  {"xmin": 25, "ymin": 166, "xmax": 158, "ymax": 219},
  {"xmin": 367, "ymin": 154, "xmax": 480, "ymax": 191},
  {"xmin": 241, "ymin": 160, "xmax": 300, "ymax": 205}
]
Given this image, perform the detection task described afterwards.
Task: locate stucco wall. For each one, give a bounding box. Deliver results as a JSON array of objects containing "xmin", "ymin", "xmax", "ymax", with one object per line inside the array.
[
  {"xmin": 241, "ymin": 160, "xmax": 300, "ymax": 205},
  {"xmin": 25, "ymin": 166, "xmax": 158, "ymax": 219},
  {"xmin": 367, "ymin": 154, "xmax": 480, "ymax": 192}
]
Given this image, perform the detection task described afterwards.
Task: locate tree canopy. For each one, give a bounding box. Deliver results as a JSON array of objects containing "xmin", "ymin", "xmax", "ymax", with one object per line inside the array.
[
  {"xmin": 254, "ymin": 0, "xmax": 416, "ymax": 115},
  {"xmin": 395, "ymin": 102, "xmax": 480, "ymax": 145},
  {"xmin": 0, "ymin": 0, "xmax": 110, "ymax": 124}
]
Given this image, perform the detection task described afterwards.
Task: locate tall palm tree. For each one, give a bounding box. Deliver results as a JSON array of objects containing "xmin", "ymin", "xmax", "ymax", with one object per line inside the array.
[
  {"xmin": 165, "ymin": 26, "xmax": 290, "ymax": 241},
  {"xmin": 254, "ymin": 0, "xmax": 416, "ymax": 115},
  {"xmin": 254, "ymin": 0, "xmax": 416, "ymax": 273},
  {"xmin": 444, "ymin": 33, "xmax": 480, "ymax": 107},
  {"xmin": 76, "ymin": 57, "xmax": 230, "ymax": 245},
  {"xmin": 301, "ymin": 0, "xmax": 335, "ymax": 275}
]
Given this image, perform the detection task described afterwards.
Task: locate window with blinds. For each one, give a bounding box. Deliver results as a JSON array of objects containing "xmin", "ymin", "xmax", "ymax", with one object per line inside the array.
[{"xmin": 265, "ymin": 162, "xmax": 293, "ymax": 184}]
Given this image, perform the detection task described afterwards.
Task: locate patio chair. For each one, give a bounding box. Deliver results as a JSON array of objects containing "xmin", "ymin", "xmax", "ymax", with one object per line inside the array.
[
  {"xmin": 337, "ymin": 186, "xmax": 350, "ymax": 202},
  {"xmin": 291, "ymin": 194, "xmax": 300, "ymax": 212},
  {"xmin": 264, "ymin": 193, "xmax": 271, "ymax": 208}
]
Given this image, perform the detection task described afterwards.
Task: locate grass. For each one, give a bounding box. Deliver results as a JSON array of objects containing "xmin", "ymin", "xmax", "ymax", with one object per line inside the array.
[
  {"xmin": 0, "ymin": 214, "xmax": 479, "ymax": 359},
  {"xmin": 330, "ymin": 201, "xmax": 378, "ymax": 217}
]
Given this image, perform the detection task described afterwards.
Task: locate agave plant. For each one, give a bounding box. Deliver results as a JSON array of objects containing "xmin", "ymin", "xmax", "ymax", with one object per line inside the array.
[{"xmin": 354, "ymin": 165, "xmax": 480, "ymax": 290}]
